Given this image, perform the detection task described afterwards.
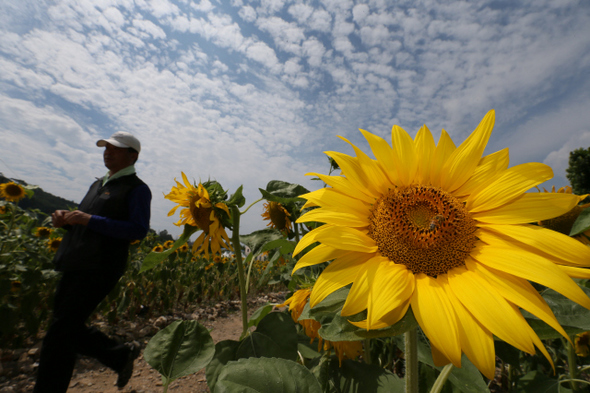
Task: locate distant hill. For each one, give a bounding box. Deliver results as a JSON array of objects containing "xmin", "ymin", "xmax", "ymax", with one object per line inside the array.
[{"xmin": 0, "ymin": 173, "xmax": 77, "ymax": 216}]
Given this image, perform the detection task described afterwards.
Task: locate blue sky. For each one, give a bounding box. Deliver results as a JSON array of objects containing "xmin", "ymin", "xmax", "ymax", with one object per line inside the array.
[{"xmin": 1, "ymin": 0, "xmax": 589, "ymax": 237}]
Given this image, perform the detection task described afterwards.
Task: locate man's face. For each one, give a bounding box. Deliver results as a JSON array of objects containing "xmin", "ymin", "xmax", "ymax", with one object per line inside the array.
[{"xmin": 103, "ymin": 143, "xmax": 137, "ymax": 173}]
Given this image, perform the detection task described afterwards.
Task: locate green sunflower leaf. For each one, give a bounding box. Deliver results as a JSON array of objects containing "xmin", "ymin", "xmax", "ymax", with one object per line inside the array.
[
  {"xmin": 239, "ymin": 228, "xmax": 284, "ymax": 255},
  {"xmin": 236, "ymin": 311, "xmax": 298, "ymax": 360},
  {"xmin": 259, "ymin": 180, "xmax": 309, "ymax": 203},
  {"xmin": 570, "ymin": 206, "xmax": 590, "ymax": 236},
  {"xmin": 214, "ymin": 357, "xmax": 322, "ymax": 393},
  {"xmin": 205, "ymin": 339, "xmax": 241, "ymax": 393},
  {"xmin": 227, "ymin": 185, "xmax": 246, "ymax": 208},
  {"xmin": 144, "ymin": 320, "xmax": 215, "ymax": 388},
  {"xmin": 327, "ymin": 358, "xmax": 405, "ymax": 393}
]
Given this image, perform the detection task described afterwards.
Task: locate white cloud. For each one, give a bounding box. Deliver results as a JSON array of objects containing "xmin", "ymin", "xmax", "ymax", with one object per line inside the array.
[
  {"xmin": 2, "ymin": 0, "xmax": 590, "ymax": 237},
  {"xmin": 238, "ymin": 5, "xmax": 257, "ymax": 23}
]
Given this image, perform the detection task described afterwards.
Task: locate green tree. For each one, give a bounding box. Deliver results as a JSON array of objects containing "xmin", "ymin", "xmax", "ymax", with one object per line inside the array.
[{"xmin": 566, "ymin": 147, "xmax": 590, "ymax": 195}]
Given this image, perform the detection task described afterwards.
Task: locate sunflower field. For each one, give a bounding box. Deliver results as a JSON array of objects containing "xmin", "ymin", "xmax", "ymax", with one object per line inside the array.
[{"xmin": 4, "ymin": 110, "xmax": 590, "ymax": 392}]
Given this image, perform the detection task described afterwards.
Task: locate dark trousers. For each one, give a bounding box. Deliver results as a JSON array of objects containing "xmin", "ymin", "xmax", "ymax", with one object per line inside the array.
[{"xmin": 34, "ymin": 270, "xmax": 129, "ymax": 393}]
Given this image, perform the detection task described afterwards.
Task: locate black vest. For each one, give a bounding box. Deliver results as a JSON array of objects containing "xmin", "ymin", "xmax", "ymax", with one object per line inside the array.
[{"xmin": 54, "ymin": 174, "xmax": 146, "ymax": 273}]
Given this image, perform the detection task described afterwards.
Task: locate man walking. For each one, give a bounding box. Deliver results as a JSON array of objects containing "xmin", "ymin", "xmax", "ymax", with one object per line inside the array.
[{"xmin": 34, "ymin": 132, "xmax": 151, "ymax": 392}]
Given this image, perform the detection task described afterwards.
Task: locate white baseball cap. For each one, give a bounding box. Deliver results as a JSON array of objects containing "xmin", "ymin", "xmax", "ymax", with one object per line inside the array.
[{"xmin": 97, "ymin": 131, "xmax": 141, "ymax": 153}]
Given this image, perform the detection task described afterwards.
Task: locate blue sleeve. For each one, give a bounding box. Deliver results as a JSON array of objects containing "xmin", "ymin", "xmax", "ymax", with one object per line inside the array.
[{"xmin": 87, "ymin": 184, "xmax": 152, "ymax": 240}]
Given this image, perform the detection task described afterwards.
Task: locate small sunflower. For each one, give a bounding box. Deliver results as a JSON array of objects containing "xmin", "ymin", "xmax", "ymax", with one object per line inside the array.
[
  {"xmin": 575, "ymin": 332, "xmax": 590, "ymax": 357},
  {"xmin": 35, "ymin": 227, "xmax": 52, "ymax": 238},
  {"xmin": 179, "ymin": 244, "xmax": 189, "ymax": 252},
  {"xmin": 152, "ymin": 244, "xmax": 164, "ymax": 253},
  {"xmin": 10, "ymin": 281, "xmax": 22, "ymax": 293},
  {"xmin": 47, "ymin": 237, "xmax": 62, "ymax": 252},
  {"xmin": 262, "ymin": 201, "xmax": 292, "ymax": 233},
  {"xmin": 294, "ymin": 110, "xmax": 590, "ymax": 378},
  {"xmin": 164, "ymin": 240, "xmax": 174, "ymax": 249},
  {"xmin": 278, "ymin": 288, "xmax": 363, "ymax": 366},
  {"xmin": 165, "ymin": 172, "xmax": 232, "ymax": 258},
  {"xmin": 538, "ymin": 186, "xmax": 590, "ymax": 243},
  {"xmin": 130, "ymin": 239, "xmax": 141, "ymax": 245},
  {"xmin": 0, "ymin": 182, "xmax": 26, "ymax": 202}
]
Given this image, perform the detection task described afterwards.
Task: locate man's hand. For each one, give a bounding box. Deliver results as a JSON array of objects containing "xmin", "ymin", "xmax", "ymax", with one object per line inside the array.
[
  {"xmin": 51, "ymin": 210, "xmax": 70, "ymax": 228},
  {"xmin": 64, "ymin": 210, "xmax": 92, "ymax": 226}
]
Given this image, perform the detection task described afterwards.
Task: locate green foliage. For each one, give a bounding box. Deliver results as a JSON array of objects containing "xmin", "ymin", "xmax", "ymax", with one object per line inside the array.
[
  {"xmin": 0, "ymin": 202, "xmax": 61, "ymax": 347},
  {"xmin": 571, "ymin": 207, "xmax": 590, "ymax": 236},
  {"xmin": 144, "ymin": 320, "xmax": 215, "ymax": 392},
  {"xmin": 566, "ymin": 147, "xmax": 590, "ymax": 195},
  {"xmin": 215, "ymin": 357, "xmax": 323, "ymax": 393}
]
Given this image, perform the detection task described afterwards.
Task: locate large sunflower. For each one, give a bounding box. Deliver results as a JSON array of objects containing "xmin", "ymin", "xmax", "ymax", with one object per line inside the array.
[
  {"xmin": 293, "ymin": 110, "xmax": 590, "ymax": 379},
  {"xmin": 165, "ymin": 172, "xmax": 232, "ymax": 258},
  {"xmin": 0, "ymin": 182, "xmax": 26, "ymax": 202}
]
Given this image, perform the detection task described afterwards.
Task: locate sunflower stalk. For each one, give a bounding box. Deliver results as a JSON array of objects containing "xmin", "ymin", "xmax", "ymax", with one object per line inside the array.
[
  {"xmin": 405, "ymin": 329, "xmax": 418, "ymax": 393},
  {"xmin": 231, "ymin": 205, "xmax": 249, "ymax": 339},
  {"xmin": 566, "ymin": 336, "xmax": 581, "ymax": 392},
  {"xmin": 430, "ymin": 363, "xmax": 454, "ymax": 393}
]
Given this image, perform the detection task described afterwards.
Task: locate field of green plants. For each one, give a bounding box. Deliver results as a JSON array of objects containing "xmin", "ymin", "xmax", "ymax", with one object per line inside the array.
[{"xmin": 3, "ymin": 152, "xmax": 590, "ymax": 393}]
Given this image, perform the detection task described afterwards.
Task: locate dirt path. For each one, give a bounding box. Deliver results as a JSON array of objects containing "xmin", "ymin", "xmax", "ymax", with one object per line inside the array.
[
  {"xmin": 66, "ymin": 311, "xmax": 245, "ymax": 393},
  {"xmin": 0, "ymin": 294, "xmax": 284, "ymax": 393}
]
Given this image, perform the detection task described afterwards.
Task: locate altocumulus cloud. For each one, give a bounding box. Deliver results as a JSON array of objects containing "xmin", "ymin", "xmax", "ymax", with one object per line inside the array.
[{"xmin": 0, "ymin": 0, "xmax": 589, "ymax": 236}]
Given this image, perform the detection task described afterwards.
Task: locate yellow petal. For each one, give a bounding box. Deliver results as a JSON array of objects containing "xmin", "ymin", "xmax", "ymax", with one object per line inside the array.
[
  {"xmin": 390, "ymin": 125, "xmax": 417, "ymax": 187},
  {"xmin": 466, "ymin": 259, "xmax": 569, "ymax": 341},
  {"xmin": 453, "ymin": 148, "xmax": 509, "ymax": 198},
  {"xmin": 325, "ymin": 151, "xmax": 380, "ymax": 199},
  {"xmin": 429, "ymin": 129, "xmax": 456, "ymax": 187},
  {"xmin": 306, "ymin": 172, "xmax": 376, "ymax": 204},
  {"xmin": 293, "ymin": 224, "xmax": 333, "ymax": 256},
  {"xmin": 443, "ymin": 277, "xmax": 496, "ymax": 379},
  {"xmin": 467, "ymin": 163, "xmax": 553, "ymax": 213},
  {"xmin": 479, "ymin": 223, "xmax": 590, "ymax": 267},
  {"xmin": 348, "ymin": 319, "xmax": 391, "ymax": 330},
  {"xmin": 472, "ymin": 192, "xmax": 581, "ymax": 224},
  {"xmin": 411, "ymin": 274, "xmax": 462, "ymax": 367},
  {"xmin": 359, "ymin": 128, "xmax": 399, "ymax": 185},
  {"xmin": 300, "ymin": 188, "xmax": 371, "ymax": 217},
  {"xmin": 441, "ymin": 110, "xmax": 495, "ymax": 192},
  {"xmin": 181, "ymin": 171, "xmax": 192, "ymax": 188},
  {"xmin": 368, "ymin": 260, "xmax": 414, "ymax": 327},
  {"xmin": 471, "ymin": 245, "xmax": 590, "ymax": 310},
  {"xmin": 447, "ymin": 265, "xmax": 536, "ymax": 354},
  {"xmin": 341, "ymin": 256, "xmax": 381, "ymax": 316},
  {"xmin": 414, "ymin": 125, "xmax": 436, "ymax": 184},
  {"xmin": 293, "ymin": 244, "xmax": 348, "ymax": 273},
  {"xmin": 306, "ymin": 226, "xmax": 378, "ymax": 254},
  {"xmin": 557, "ymin": 265, "xmax": 590, "ymax": 279},
  {"xmin": 339, "ymin": 135, "xmax": 392, "ymax": 193},
  {"xmin": 310, "ymin": 252, "xmax": 372, "ymax": 307},
  {"xmin": 296, "ymin": 207, "xmax": 368, "ymax": 228}
]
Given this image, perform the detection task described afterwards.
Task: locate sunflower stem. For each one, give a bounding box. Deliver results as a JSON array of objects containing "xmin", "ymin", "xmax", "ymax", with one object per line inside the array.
[
  {"xmin": 241, "ymin": 197, "xmax": 263, "ymax": 215},
  {"xmin": 405, "ymin": 329, "xmax": 418, "ymax": 393},
  {"xmin": 567, "ymin": 336, "xmax": 580, "ymax": 392},
  {"xmin": 230, "ymin": 205, "xmax": 249, "ymax": 339},
  {"xmin": 364, "ymin": 338, "xmax": 372, "ymax": 365},
  {"xmin": 430, "ymin": 363, "xmax": 454, "ymax": 393}
]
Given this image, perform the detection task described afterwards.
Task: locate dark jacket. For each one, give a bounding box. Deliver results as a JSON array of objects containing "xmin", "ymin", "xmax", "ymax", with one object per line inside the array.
[{"xmin": 54, "ymin": 174, "xmax": 149, "ymax": 273}]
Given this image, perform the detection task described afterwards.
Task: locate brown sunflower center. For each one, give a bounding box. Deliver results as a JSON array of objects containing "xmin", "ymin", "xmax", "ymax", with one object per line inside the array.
[
  {"xmin": 189, "ymin": 194, "xmax": 212, "ymax": 233},
  {"xmin": 268, "ymin": 202, "xmax": 290, "ymax": 231},
  {"xmin": 368, "ymin": 185, "xmax": 477, "ymax": 277},
  {"xmin": 539, "ymin": 205, "xmax": 585, "ymax": 235},
  {"xmin": 5, "ymin": 184, "xmax": 24, "ymax": 197}
]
